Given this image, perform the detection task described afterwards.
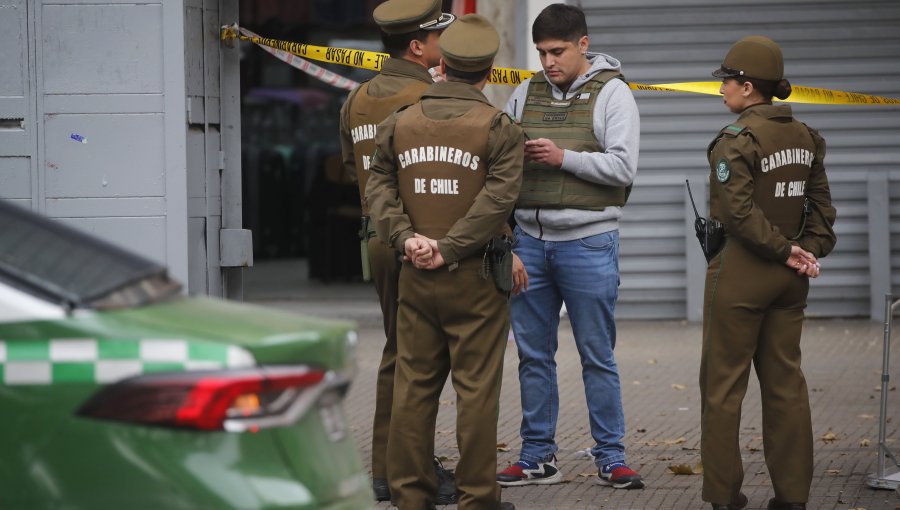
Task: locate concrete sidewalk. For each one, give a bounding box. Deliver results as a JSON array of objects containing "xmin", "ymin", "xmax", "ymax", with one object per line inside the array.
[{"xmin": 246, "ymin": 259, "xmax": 900, "ymax": 510}]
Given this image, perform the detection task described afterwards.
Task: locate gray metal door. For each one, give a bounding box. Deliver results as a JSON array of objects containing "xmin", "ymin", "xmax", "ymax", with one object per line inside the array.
[
  {"xmin": 185, "ymin": 0, "xmax": 250, "ymax": 299},
  {"xmin": 1, "ymin": 0, "xmax": 249, "ymax": 299},
  {"xmin": 0, "ymin": 0, "xmax": 36, "ymax": 211}
]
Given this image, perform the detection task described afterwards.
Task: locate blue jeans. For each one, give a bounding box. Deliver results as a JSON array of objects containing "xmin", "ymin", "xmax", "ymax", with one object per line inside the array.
[{"xmin": 511, "ymin": 226, "xmax": 626, "ymax": 467}]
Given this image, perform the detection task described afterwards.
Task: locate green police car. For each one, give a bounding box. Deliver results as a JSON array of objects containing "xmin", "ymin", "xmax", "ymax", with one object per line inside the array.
[{"xmin": 0, "ymin": 200, "xmax": 375, "ymax": 510}]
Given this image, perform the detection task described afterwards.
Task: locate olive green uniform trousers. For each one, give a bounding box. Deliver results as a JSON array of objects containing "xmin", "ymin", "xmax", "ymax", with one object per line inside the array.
[
  {"xmin": 387, "ymin": 257, "xmax": 509, "ymax": 510},
  {"xmin": 369, "ymin": 237, "xmax": 401, "ymax": 480},
  {"xmin": 700, "ymin": 240, "xmax": 813, "ymax": 505}
]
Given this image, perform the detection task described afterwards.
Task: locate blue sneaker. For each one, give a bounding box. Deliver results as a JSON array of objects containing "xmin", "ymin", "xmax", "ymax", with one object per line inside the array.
[
  {"xmin": 497, "ymin": 456, "xmax": 562, "ymax": 487},
  {"xmin": 598, "ymin": 461, "xmax": 644, "ymax": 489}
]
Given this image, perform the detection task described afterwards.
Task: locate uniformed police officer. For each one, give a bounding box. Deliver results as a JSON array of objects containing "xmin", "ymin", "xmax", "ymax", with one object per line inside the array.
[
  {"xmin": 337, "ymin": 0, "xmax": 456, "ymax": 503},
  {"xmin": 700, "ymin": 36, "xmax": 837, "ymax": 510},
  {"xmin": 366, "ymin": 14, "xmax": 523, "ymax": 510}
]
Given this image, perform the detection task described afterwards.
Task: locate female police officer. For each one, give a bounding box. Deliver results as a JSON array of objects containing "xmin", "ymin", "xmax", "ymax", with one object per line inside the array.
[{"xmin": 700, "ymin": 36, "xmax": 837, "ymax": 510}]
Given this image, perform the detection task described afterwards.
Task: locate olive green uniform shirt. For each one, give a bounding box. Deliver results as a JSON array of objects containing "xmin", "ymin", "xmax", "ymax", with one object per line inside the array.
[
  {"xmin": 366, "ymin": 81, "xmax": 524, "ymax": 265},
  {"xmin": 708, "ymin": 104, "xmax": 836, "ymax": 262},
  {"xmin": 339, "ymin": 58, "xmax": 435, "ymax": 188}
]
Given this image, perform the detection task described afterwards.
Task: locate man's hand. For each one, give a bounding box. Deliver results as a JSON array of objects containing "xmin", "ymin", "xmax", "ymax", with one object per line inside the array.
[
  {"xmin": 524, "ymin": 138, "xmax": 565, "ymax": 168},
  {"xmin": 786, "ymin": 245, "xmax": 820, "ymax": 278},
  {"xmin": 411, "ymin": 233, "xmax": 446, "ymax": 270},
  {"xmin": 404, "ymin": 236, "xmax": 432, "ymax": 266},
  {"xmin": 511, "ymin": 252, "xmax": 528, "ymax": 295}
]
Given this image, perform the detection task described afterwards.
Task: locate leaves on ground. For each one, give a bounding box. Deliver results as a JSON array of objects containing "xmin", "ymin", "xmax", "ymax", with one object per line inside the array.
[
  {"xmin": 671, "ymin": 383, "xmax": 686, "ymax": 390},
  {"xmin": 496, "ymin": 443, "xmax": 510, "ymax": 452},
  {"xmin": 668, "ymin": 463, "xmax": 703, "ymax": 475},
  {"xmin": 821, "ymin": 431, "xmax": 837, "ymax": 442}
]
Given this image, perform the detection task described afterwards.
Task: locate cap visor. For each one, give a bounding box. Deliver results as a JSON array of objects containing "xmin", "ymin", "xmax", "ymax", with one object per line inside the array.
[
  {"xmin": 712, "ymin": 67, "xmax": 738, "ymax": 78},
  {"xmin": 421, "ymin": 12, "xmax": 455, "ymax": 30}
]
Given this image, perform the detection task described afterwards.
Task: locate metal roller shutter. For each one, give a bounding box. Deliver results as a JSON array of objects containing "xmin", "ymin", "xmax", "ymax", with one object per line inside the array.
[{"xmin": 578, "ymin": 0, "xmax": 900, "ymax": 319}]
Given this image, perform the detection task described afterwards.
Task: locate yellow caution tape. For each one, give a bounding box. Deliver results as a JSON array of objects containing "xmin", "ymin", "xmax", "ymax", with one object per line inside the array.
[
  {"xmin": 225, "ymin": 28, "xmax": 900, "ymax": 106},
  {"xmin": 231, "ymin": 26, "xmax": 360, "ymax": 90},
  {"xmin": 633, "ymin": 82, "xmax": 900, "ymax": 105}
]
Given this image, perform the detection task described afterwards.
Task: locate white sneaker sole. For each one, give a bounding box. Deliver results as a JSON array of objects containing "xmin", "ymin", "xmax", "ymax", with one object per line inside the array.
[{"xmin": 497, "ymin": 470, "xmax": 563, "ymax": 487}]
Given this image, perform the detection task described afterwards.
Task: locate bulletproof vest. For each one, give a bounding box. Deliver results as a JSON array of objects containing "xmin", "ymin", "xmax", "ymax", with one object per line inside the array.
[
  {"xmin": 348, "ymin": 80, "xmax": 429, "ymax": 214},
  {"xmin": 392, "ymin": 101, "xmax": 496, "ymax": 240},
  {"xmin": 518, "ymin": 70, "xmax": 630, "ymax": 210},
  {"xmin": 709, "ymin": 112, "xmax": 817, "ymax": 238}
]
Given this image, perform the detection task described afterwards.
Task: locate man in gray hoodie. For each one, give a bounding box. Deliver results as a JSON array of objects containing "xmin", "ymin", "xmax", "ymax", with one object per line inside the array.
[{"xmin": 496, "ymin": 3, "xmax": 643, "ymax": 490}]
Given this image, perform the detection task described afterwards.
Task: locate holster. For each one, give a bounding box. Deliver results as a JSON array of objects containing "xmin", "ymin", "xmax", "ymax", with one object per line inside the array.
[
  {"xmin": 358, "ymin": 216, "xmax": 377, "ymax": 282},
  {"xmin": 483, "ymin": 234, "xmax": 513, "ymax": 293},
  {"xmin": 694, "ymin": 217, "xmax": 725, "ymax": 262}
]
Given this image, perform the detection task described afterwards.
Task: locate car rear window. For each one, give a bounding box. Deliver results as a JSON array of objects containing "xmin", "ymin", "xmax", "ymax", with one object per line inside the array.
[{"xmin": 0, "ymin": 201, "xmax": 181, "ymax": 309}]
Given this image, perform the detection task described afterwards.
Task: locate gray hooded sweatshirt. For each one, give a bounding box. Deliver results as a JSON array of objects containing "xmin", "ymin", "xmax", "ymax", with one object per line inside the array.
[{"xmin": 504, "ymin": 53, "xmax": 640, "ymax": 241}]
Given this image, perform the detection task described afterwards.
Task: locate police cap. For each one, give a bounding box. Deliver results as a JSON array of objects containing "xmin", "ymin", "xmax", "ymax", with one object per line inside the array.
[
  {"xmin": 712, "ymin": 35, "xmax": 784, "ymax": 81},
  {"xmin": 439, "ymin": 14, "xmax": 499, "ymax": 72},
  {"xmin": 374, "ymin": 0, "xmax": 455, "ymax": 35}
]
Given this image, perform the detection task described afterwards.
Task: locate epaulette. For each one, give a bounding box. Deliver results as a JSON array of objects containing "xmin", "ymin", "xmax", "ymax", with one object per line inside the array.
[
  {"xmin": 719, "ymin": 123, "xmax": 748, "ymax": 138},
  {"xmin": 708, "ymin": 122, "xmax": 750, "ymax": 155}
]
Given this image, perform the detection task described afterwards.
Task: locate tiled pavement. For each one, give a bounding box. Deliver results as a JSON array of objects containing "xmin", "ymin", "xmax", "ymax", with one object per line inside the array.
[{"xmin": 246, "ymin": 260, "xmax": 900, "ymax": 510}]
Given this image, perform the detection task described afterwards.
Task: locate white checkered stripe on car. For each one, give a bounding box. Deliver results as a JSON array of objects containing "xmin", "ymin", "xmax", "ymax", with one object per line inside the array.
[{"xmin": 0, "ymin": 339, "xmax": 256, "ymax": 385}]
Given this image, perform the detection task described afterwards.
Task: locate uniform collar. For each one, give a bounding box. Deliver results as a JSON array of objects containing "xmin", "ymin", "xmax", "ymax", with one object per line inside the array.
[
  {"xmin": 739, "ymin": 103, "xmax": 793, "ymax": 121},
  {"xmin": 380, "ymin": 57, "xmax": 434, "ymax": 83},
  {"xmin": 421, "ymin": 81, "xmax": 492, "ymax": 104}
]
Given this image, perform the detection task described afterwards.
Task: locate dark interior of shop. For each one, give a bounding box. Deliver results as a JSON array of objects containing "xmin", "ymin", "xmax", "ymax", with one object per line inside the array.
[{"xmin": 239, "ymin": 0, "xmax": 384, "ymax": 282}]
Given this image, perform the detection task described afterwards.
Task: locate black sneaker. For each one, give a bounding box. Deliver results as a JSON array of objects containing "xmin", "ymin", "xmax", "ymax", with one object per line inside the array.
[
  {"xmin": 433, "ymin": 457, "xmax": 458, "ymax": 505},
  {"xmin": 499, "ymin": 502, "xmax": 516, "ymax": 510},
  {"xmin": 372, "ymin": 477, "xmax": 390, "ymax": 501}
]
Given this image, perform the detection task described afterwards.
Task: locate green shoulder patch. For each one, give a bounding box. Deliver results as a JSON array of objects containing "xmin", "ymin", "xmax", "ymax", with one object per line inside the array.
[
  {"xmin": 715, "ymin": 158, "xmax": 730, "ymax": 183},
  {"xmin": 719, "ymin": 123, "xmax": 747, "ymax": 138}
]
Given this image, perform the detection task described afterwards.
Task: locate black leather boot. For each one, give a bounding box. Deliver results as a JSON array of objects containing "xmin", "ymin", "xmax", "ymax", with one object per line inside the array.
[
  {"xmin": 371, "ymin": 478, "xmax": 390, "ymax": 501},
  {"xmin": 767, "ymin": 498, "xmax": 806, "ymax": 510},
  {"xmin": 711, "ymin": 492, "xmax": 748, "ymax": 510}
]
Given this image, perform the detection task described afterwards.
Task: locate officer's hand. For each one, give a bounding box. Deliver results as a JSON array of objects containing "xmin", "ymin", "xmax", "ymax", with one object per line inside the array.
[
  {"xmin": 411, "ymin": 233, "xmax": 446, "ymax": 270},
  {"xmin": 404, "ymin": 236, "xmax": 432, "ymax": 265},
  {"xmin": 786, "ymin": 245, "xmax": 819, "ymax": 278},
  {"xmin": 804, "ymin": 262, "xmax": 821, "ymax": 278},
  {"xmin": 524, "ymin": 138, "xmax": 564, "ymax": 168},
  {"xmin": 511, "ymin": 253, "xmax": 528, "ymax": 295},
  {"xmin": 417, "ymin": 250, "xmax": 445, "ymax": 270}
]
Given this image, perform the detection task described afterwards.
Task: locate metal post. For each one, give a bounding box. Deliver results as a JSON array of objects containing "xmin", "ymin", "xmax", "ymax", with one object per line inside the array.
[{"xmin": 867, "ymin": 293, "xmax": 900, "ymax": 490}]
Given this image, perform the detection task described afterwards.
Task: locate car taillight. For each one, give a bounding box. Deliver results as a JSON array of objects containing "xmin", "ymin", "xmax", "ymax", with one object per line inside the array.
[{"xmin": 77, "ymin": 366, "xmax": 332, "ymax": 431}]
